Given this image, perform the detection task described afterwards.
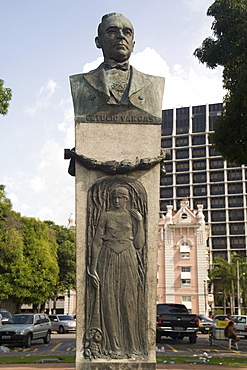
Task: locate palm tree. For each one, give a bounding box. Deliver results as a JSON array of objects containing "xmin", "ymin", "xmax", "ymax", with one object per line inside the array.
[{"xmin": 209, "ymin": 257, "xmax": 236, "ymax": 314}]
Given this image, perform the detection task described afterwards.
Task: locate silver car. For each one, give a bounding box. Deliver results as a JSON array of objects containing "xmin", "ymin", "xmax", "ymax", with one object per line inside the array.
[
  {"xmin": 48, "ymin": 314, "xmax": 76, "ymax": 333},
  {"xmin": 0, "ymin": 313, "xmax": 52, "ymax": 347}
]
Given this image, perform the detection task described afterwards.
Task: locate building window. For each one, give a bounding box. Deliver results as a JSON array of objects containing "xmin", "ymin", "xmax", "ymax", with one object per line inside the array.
[
  {"xmin": 211, "ymin": 210, "xmax": 226, "ymax": 222},
  {"xmin": 161, "ymin": 175, "xmax": 173, "ymax": 186},
  {"xmin": 181, "ymin": 267, "xmax": 191, "ymax": 272},
  {"xmin": 177, "ymin": 174, "xmax": 190, "ymax": 184},
  {"xmin": 211, "ymin": 237, "xmax": 227, "ymax": 248},
  {"xmin": 227, "ymin": 169, "xmax": 242, "ymax": 181},
  {"xmin": 192, "ymin": 115, "xmax": 206, "ymax": 133},
  {"xmin": 210, "ymin": 171, "xmax": 224, "ymax": 182},
  {"xmin": 211, "ymin": 197, "xmax": 225, "ymax": 208},
  {"xmin": 163, "ymin": 162, "xmax": 172, "ymax": 173},
  {"xmin": 181, "ymin": 267, "xmax": 191, "ymax": 279},
  {"xmin": 162, "ymin": 110, "xmax": 173, "ymax": 135},
  {"xmin": 192, "ymin": 135, "xmax": 206, "ymax": 146},
  {"xmin": 193, "ymin": 185, "xmax": 207, "ymax": 196},
  {"xmin": 180, "ymin": 242, "xmax": 190, "ymax": 259},
  {"xmin": 229, "ymin": 223, "xmax": 245, "ymax": 235},
  {"xmin": 180, "ymin": 252, "xmax": 190, "ymax": 259},
  {"xmin": 210, "ymin": 158, "xmax": 224, "ymax": 169},
  {"xmin": 230, "ymin": 236, "xmax": 246, "ymax": 249},
  {"xmin": 193, "ymin": 172, "xmax": 207, "ymax": 183},
  {"xmin": 160, "ymin": 187, "xmax": 173, "ymax": 198},
  {"xmin": 192, "ymin": 147, "xmax": 206, "ymax": 158},
  {"xmin": 181, "ymin": 213, "xmax": 188, "ymax": 220},
  {"xmin": 176, "ymin": 137, "xmax": 189, "ymax": 147},
  {"xmin": 193, "ymin": 159, "xmax": 206, "ymax": 170},
  {"xmin": 161, "ymin": 137, "xmax": 172, "ymax": 148},
  {"xmin": 210, "ymin": 183, "xmax": 225, "ymax": 195},
  {"xmin": 182, "ymin": 296, "xmax": 191, "ymax": 301},
  {"xmin": 228, "ymin": 183, "xmax": 243, "ymax": 194},
  {"xmin": 177, "ymin": 186, "xmax": 190, "ymax": 197},
  {"xmin": 228, "ymin": 196, "xmax": 243, "ymax": 208},
  {"xmin": 176, "ymin": 161, "xmax": 189, "ymax": 172},
  {"xmin": 229, "ymin": 209, "xmax": 244, "ymax": 221},
  {"xmin": 176, "ymin": 148, "xmax": 189, "ymax": 159},
  {"xmin": 211, "ymin": 224, "xmax": 226, "ymax": 235},
  {"xmin": 181, "ymin": 279, "xmax": 191, "ymax": 288}
]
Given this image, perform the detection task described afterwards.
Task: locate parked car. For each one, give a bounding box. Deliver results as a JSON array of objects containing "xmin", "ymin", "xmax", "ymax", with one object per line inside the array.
[
  {"xmin": 213, "ymin": 314, "xmax": 228, "ymax": 324},
  {"xmin": 0, "ymin": 313, "xmax": 52, "ymax": 348},
  {"xmin": 48, "ymin": 314, "xmax": 76, "ymax": 334},
  {"xmin": 156, "ymin": 304, "xmax": 199, "ymax": 344},
  {"xmin": 232, "ymin": 315, "xmax": 247, "ymax": 338},
  {"xmin": 196, "ymin": 314, "xmax": 214, "ymax": 334},
  {"xmin": 0, "ymin": 309, "xmax": 12, "ymax": 324}
]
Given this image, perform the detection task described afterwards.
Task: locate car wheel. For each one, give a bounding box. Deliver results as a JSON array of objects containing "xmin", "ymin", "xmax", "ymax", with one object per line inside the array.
[
  {"xmin": 189, "ymin": 333, "xmax": 197, "ymax": 344},
  {"xmin": 43, "ymin": 330, "xmax": 51, "ymax": 344},
  {"xmin": 58, "ymin": 325, "xmax": 65, "ymax": 334},
  {"xmin": 24, "ymin": 333, "xmax": 32, "ymax": 348}
]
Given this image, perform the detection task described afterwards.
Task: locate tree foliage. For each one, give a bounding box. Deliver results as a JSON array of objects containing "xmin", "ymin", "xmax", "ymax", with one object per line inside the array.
[
  {"xmin": 0, "ymin": 79, "xmax": 12, "ymax": 116},
  {"xmin": 210, "ymin": 256, "xmax": 247, "ymax": 314},
  {"xmin": 0, "ymin": 185, "xmax": 76, "ymax": 310},
  {"xmin": 194, "ymin": 0, "xmax": 247, "ymax": 165},
  {"xmin": 45, "ymin": 221, "xmax": 76, "ymax": 293}
]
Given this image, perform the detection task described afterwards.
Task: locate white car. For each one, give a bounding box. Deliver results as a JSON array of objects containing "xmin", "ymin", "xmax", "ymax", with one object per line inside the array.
[
  {"xmin": 232, "ymin": 315, "xmax": 247, "ymax": 338},
  {"xmin": 0, "ymin": 313, "xmax": 51, "ymax": 347},
  {"xmin": 48, "ymin": 314, "xmax": 76, "ymax": 333}
]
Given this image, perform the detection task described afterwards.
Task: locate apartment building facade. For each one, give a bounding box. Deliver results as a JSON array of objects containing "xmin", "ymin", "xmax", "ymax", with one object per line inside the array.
[{"xmin": 160, "ymin": 103, "xmax": 247, "ymax": 264}]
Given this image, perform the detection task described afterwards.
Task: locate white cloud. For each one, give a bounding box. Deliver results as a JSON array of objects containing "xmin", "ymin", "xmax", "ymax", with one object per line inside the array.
[
  {"xmin": 8, "ymin": 192, "xmax": 32, "ymax": 215},
  {"xmin": 25, "ymin": 78, "xmax": 58, "ymax": 115},
  {"xmin": 81, "ymin": 47, "xmax": 224, "ymax": 109},
  {"xmin": 28, "ymin": 176, "xmax": 46, "ymax": 193},
  {"xmin": 83, "ymin": 57, "xmax": 103, "ymax": 73}
]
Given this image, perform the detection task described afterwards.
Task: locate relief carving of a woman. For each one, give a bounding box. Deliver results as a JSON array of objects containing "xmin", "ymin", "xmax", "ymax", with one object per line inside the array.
[{"xmin": 84, "ymin": 180, "xmax": 147, "ymax": 360}]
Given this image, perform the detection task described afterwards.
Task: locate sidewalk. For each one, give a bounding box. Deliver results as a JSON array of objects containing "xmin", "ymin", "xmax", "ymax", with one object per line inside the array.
[{"xmin": 1, "ymin": 364, "xmax": 247, "ymax": 370}]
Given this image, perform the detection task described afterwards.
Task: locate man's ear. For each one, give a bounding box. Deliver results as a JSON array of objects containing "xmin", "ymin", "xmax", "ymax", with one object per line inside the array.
[
  {"xmin": 95, "ymin": 36, "xmax": 102, "ymax": 49},
  {"xmin": 132, "ymin": 41, "xmax": 135, "ymax": 52}
]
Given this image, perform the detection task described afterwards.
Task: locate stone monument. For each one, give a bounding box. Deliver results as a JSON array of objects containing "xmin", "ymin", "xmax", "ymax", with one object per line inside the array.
[{"xmin": 65, "ymin": 12, "xmax": 166, "ymax": 370}]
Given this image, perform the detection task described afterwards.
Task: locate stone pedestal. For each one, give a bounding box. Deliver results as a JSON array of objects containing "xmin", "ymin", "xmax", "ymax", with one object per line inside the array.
[{"xmin": 74, "ymin": 122, "xmax": 161, "ymax": 370}]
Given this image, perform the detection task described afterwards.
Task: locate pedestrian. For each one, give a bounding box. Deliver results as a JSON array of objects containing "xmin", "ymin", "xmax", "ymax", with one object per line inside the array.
[{"xmin": 224, "ymin": 321, "xmax": 240, "ymax": 346}]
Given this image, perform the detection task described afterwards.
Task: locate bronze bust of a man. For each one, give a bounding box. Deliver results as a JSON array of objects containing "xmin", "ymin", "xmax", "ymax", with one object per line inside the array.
[{"xmin": 70, "ymin": 13, "xmax": 165, "ymax": 124}]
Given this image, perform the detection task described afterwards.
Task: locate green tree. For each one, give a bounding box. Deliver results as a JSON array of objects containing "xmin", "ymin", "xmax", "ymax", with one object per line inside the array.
[
  {"xmin": 0, "ymin": 79, "xmax": 12, "ymax": 115},
  {"xmin": 14, "ymin": 217, "xmax": 59, "ymax": 307},
  {"xmin": 209, "ymin": 257, "xmax": 236, "ymax": 314},
  {"xmin": 45, "ymin": 221, "xmax": 76, "ymax": 292},
  {"xmin": 0, "ymin": 186, "xmax": 59, "ymax": 309},
  {"xmin": 0, "ymin": 185, "xmax": 23, "ymax": 301},
  {"xmin": 210, "ymin": 256, "xmax": 247, "ymax": 314},
  {"xmin": 194, "ymin": 0, "xmax": 247, "ymax": 165}
]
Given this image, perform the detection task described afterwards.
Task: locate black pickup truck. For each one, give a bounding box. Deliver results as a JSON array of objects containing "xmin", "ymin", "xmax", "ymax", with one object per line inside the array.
[{"xmin": 156, "ymin": 303, "xmax": 199, "ymax": 343}]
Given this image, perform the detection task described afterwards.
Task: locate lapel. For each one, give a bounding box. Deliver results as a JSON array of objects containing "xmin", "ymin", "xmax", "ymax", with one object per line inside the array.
[
  {"xmin": 84, "ymin": 64, "xmax": 110, "ymax": 98},
  {"xmin": 129, "ymin": 66, "xmax": 153, "ymax": 97}
]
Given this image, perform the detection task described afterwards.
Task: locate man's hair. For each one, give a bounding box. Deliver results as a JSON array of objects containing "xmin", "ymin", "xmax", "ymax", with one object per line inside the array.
[{"xmin": 97, "ymin": 13, "xmax": 133, "ymax": 36}]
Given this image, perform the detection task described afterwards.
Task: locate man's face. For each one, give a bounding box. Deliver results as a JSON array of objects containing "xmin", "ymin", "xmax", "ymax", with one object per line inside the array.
[{"xmin": 95, "ymin": 15, "xmax": 135, "ymax": 62}]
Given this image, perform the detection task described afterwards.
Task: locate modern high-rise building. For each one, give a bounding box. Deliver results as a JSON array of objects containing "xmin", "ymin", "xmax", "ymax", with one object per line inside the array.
[{"xmin": 160, "ymin": 103, "xmax": 247, "ymax": 264}]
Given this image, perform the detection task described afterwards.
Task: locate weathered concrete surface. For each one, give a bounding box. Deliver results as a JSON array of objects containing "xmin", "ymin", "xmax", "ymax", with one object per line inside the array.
[{"xmin": 75, "ymin": 122, "xmax": 160, "ymax": 370}]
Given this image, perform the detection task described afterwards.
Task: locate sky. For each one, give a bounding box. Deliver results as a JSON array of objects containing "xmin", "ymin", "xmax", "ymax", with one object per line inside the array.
[{"xmin": 0, "ymin": 0, "xmax": 225, "ymax": 226}]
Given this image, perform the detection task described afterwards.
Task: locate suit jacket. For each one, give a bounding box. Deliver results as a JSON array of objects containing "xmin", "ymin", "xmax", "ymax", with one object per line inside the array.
[{"xmin": 70, "ymin": 63, "xmax": 165, "ymax": 124}]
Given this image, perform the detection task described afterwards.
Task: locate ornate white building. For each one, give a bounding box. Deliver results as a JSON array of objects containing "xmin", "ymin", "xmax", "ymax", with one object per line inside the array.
[{"xmin": 157, "ymin": 199, "xmax": 212, "ymax": 315}]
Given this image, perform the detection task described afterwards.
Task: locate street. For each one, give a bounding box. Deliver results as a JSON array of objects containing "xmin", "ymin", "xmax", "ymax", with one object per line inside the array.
[{"xmin": 1, "ymin": 333, "xmax": 247, "ymax": 358}]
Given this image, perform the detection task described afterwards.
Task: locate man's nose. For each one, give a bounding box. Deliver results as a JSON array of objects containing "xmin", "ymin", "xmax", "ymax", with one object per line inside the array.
[{"xmin": 116, "ymin": 29, "xmax": 125, "ymax": 39}]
